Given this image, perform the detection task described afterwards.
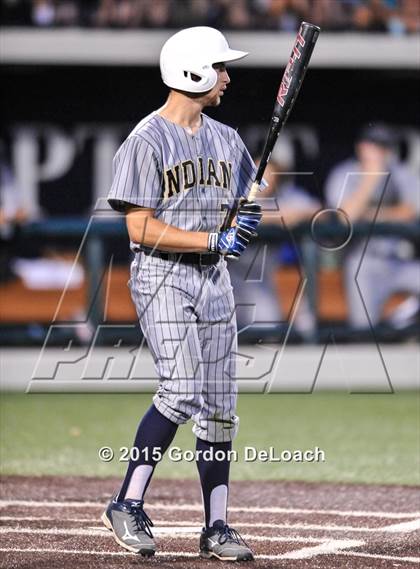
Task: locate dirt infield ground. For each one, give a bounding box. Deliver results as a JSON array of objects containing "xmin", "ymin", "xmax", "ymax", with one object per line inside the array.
[{"xmin": 0, "ymin": 477, "xmax": 419, "ymax": 569}]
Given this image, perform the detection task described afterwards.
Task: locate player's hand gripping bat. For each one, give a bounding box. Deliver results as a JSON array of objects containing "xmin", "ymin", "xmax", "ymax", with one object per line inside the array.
[{"xmin": 247, "ymin": 21, "xmax": 320, "ymax": 203}]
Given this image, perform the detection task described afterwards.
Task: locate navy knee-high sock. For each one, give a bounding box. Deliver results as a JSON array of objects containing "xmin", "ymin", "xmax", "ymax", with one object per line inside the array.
[
  {"xmin": 196, "ymin": 437, "xmax": 232, "ymax": 528},
  {"xmin": 118, "ymin": 404, "xmax": 178, "ymax": 502}
]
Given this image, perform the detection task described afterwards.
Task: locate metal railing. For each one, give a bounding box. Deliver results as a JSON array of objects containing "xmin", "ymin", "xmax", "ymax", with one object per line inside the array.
[{"xmin": 1, "ymin": 216, "xmax": 419, "ymax": 345}]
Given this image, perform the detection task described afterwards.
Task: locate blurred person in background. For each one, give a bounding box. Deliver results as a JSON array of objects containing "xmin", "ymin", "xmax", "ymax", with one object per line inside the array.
[
  {"xmin": 262, "ymin": 0, "xmax": 310, "ymax": 31},
  {"xmin": 54, "ymin": 0, "xmax": 80, "ymax": 26},
  {"xmin": 93, "ymin": 0, "xmax": 150, "ymax": 27},
  {"xmin": 31, "ymin": 0, "xmax": 55, "ymax": 26},
  {"xmin": 325, "ymin": 124, "xmax": 420, "ymax": 329},
  {"xmin": 350, "ymin": 0, "xmax": 389, "ymax": 32},
  {"xmin": 173, "ymin": 0, "xmax": 256, "ymax": 30},
  {"xmin": 218, "ymin": 0, "xmax": 252, "ymax": 29},
  {"xmin": 230, "ymin": 139, "xmax": 319, "ymax": 337},
  {"xmin": 309, "ymin": 0, "xmax": 349, "ymax": 31},
  {"xmin": 170, "ymin": 0, "xmax": 210, "ymax": 27},
  {"xmin": 398, "ymin": 0, "xmax": 420, "ymax": 33}
]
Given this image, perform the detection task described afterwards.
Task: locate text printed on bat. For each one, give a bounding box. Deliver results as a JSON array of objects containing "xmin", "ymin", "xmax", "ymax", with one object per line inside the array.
[{"xmin": 277, "ymin": 32, "xmax": 305, "ymax": 106}]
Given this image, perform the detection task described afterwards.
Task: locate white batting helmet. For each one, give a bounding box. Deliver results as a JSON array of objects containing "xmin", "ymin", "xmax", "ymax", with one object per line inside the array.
[{"xmin": 160, "ymin": 27, "xmax": 248, "ymax": 94}]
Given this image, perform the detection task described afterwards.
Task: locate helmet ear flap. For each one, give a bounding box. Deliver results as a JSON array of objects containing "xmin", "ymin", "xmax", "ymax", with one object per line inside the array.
[{"xmin": 204, "ymin": 66, "xmax": 218, "ymax": 90}]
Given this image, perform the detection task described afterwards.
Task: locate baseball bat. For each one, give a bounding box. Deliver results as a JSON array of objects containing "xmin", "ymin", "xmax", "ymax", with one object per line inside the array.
[{"xmin": 247, "ymin": 21, "xmax": 320, "ymax": 202}]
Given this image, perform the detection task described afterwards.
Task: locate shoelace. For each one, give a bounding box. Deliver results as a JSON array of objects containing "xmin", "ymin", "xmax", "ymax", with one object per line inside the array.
[
  {"xmin": 219, "ymin": 525, "xmax": 250, "ymax": 549},
  {"xmin": 129, "ymin": 502, "xmax": 154, "ymax": 538}
]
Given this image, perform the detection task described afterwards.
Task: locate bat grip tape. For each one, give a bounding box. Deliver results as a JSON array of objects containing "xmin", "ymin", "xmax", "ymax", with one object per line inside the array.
[{"xmin": 247, "ymin": 181, "xmax": 260, "ymax": 202}]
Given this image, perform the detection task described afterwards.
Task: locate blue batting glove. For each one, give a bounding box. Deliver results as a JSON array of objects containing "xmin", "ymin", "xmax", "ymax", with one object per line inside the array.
[
  {"xmin": 208, "ymin": 225, "xmax": 254, "ymax": 258},
  {"xmin": 236, "ymin": 200, "xmax": 262, "ymax": 235}
]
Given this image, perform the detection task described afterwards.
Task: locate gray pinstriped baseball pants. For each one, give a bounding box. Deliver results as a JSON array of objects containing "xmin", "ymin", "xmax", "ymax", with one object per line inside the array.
[{"xmin": 129, "ymin": 251, "xmax": 239, "ymax": 443}]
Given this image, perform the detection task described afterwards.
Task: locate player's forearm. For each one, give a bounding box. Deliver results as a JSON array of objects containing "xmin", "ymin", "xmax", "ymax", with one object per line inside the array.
[
  {"xmin": 341, "ymin": 174, "xmax": 383, "ymax": 221},
  {"xmin": 262, "ymin": 206, "xmax": 317, "ymax": 226},
  {"xmin": 127, "ymin": 214, "xmax": 209, "ymax": 253},
  {"xmin": 364, "ymin": 204, "xmax": 417, "ymax": 223}
]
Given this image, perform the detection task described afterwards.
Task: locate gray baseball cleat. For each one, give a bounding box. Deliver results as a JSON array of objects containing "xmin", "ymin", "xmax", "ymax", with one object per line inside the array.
[
  {"xmin": 199, "ymin": 520, "xmax": 254, "ymax": 561},
  {"xmin": 102, "ymin": 496, "xmax": 155, "ymax": 556}
]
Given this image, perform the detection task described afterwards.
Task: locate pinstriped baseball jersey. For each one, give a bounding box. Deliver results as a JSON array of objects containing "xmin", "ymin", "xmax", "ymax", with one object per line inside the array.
[
  {"xmin": 108, "ymin": 111, "xmax": 257, "ymax": 235},
  {"xmin": 107, "ymin": 111, "xmax": 258, "ymax": 443}
]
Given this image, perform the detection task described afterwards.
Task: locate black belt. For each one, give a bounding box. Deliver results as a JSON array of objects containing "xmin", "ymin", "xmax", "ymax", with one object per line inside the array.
[{"xmin": 143, "ymin": 250, "xmax": 220, "ymax": 266}]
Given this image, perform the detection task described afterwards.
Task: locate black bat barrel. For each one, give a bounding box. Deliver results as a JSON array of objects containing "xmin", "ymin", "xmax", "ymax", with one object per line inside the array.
[{"xmin": 255, "ymin": 22, "xmax": 321, "ymax": 185}]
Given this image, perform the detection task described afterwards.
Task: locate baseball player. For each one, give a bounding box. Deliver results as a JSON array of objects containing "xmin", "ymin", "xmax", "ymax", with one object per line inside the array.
[
  {"xmin": 325, "ymin": 124, "xmax": 420, "ymax": 328},
  {"xmin": 102, "ymin": 27, "xmax": 262, "ymax": 561}
]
